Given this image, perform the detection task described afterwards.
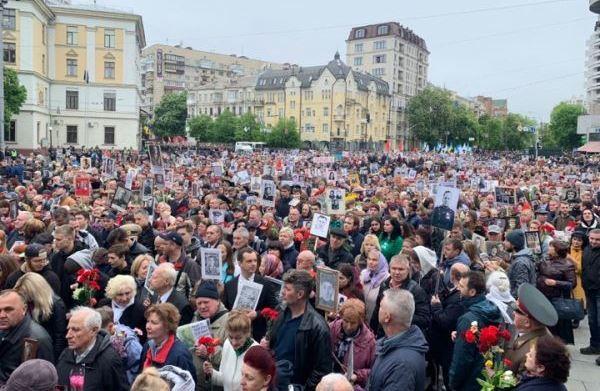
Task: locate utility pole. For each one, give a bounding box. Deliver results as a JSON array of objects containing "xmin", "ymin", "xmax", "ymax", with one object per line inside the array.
[{"xmin": 0, "ymin": 0, "xmax": 8, "ymax": 157}]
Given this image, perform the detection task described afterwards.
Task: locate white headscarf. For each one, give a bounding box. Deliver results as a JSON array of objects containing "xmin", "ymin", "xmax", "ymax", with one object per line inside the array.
[
  {"xmin": 413, "ymin": 246, "xmax": 437, "ymax": 275},
  {"xmin": 486, "ymin": 271, "xmax": 516, "ymax": 324}
]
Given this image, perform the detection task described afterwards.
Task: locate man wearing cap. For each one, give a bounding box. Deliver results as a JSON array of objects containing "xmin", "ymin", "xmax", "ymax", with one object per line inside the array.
[
  {"xmin": 158, "ymin": 231, "xmax": 201, "ymax": 298},
  {"xmin": 191, "ymin": 281, "xmax": 230, "ymax": 388},
  {"xmin": 119, "ymin": 224, "xmax": 150, "ymax": 264},
  {"xmin": 505, "ymin": 283, "xmax": 557, "ymax": 376},
  {"xmin": 3, "ymin": 243, "xmax": 60, "ymax": 295},
  {"xmin": 316, "ymin": 228, "xmax": 354, "ymax": 270},
  {"xmin": 0, "ymin": 290, "xmax": 54, "ymax": 382},
  {"xmin": 486, "ymin": 224, "xmax": 503, "ymax": 242},
  {"xmin": 504, "ymin": 229, "xmax": 536, "ymax": 298},
  {"xmin": 0, "ymin": 359, "xmax": 58, "ymax": 391},
  {"xmin": 246, "ymin": 220, "xmax": 266, "ymax": 254},
  {"xmin": 581, "ymin": 228, "xmax": 600, "ymax": 363}
]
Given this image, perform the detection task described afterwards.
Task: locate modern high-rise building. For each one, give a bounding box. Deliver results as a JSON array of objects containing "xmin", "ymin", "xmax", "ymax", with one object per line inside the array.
[
  {"xmin": 3, "ymin": 0, "xmax": 145, "ymax": 150},
  {"xmin": 140, "ymin": 44, "xmax": 280, "ymax": 115},
  {"xmin": 346, "ymin": 22, "xmax": 429, "ymax": 150}
]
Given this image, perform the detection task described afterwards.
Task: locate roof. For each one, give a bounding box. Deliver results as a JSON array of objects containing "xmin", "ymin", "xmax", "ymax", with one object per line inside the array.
[
  {"xmin": 347, "ymin": 22, "xmax": 428, "ymax": 53},
  {"xmin": 578, "ymin": 141, "xmax": 600, "ymax": 153},
  {"xmin": 255, "ymin": 53, "xmax": 389, "ymax": 95}
]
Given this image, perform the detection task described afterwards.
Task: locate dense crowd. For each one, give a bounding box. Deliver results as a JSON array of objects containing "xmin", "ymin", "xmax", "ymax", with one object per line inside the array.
[{"xmin": 0, "ymin": 145, "xmax": 599, "ymax": 391}]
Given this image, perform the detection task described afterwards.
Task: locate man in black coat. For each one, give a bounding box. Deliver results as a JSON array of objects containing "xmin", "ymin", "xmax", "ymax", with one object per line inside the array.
[
  {"xmin": 370, "ymin": 254, "xmax": 431, "ymax": 338},
  {"xmin": 222, "ymin": 248, "xmax": 277, "ymax": 341},
  {"xmin": 3, "ymin": 244, "xmax": 61, "ymax": 295},
  {"xmin": 56, "ymin": 306, "xmax": 128, "ymax": 390},
  {"xmin": 148, "ymin": 263, "xmax": 193, "ymax": 325},
  {"xmin": 50, "ymin": 225, "xmax": 88, "ymax": 309},
  {"xmin": 581, "ymin": 228, "xmax": 600, "ymax": 364},
  {"xmin": 134, "ymin": 209, "xmax": 156, "ymax": 253},
  {"xmin": 316, "ymin": 228, "xmax": 355, "ymax": 270},
  {"xmin": 0, "ymin": 290, "xmax": 54, "ymax": 382}
]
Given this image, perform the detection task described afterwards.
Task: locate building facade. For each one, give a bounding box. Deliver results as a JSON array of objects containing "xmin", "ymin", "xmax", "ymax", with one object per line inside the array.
[
  {"xmin": 346, "ymin": 22, "xmax": 428, "ymax": 150},
  {"xmin": 254, "ymin": 53, "xmax": 391, "ymax": 149},
  {"xmin": 186, "ymin": 75, "xmax": 259, "ymax": 118},
  {"xmin": 3, "ymin": 0, "xmax": 145, "ymax": 150},
  {"xmin": 577, "ymin": 2, "xmax": 600, "ymax": 144},
  {"xmin": 141, "ymin": 44, "xmax": 280, "ymax": 115}
]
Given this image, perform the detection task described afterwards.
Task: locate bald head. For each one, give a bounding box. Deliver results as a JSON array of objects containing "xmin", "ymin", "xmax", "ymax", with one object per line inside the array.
[
  {"xmin": 296, "ymin": 250, "xmax": 316, "ymax": 271},
  {"xmin": 316, "ymin": 374, "xmax": 353, "ymax": 391},
  {"xmin": 450, "ymin": 262, "xmax": 470, "ymax": 285}
]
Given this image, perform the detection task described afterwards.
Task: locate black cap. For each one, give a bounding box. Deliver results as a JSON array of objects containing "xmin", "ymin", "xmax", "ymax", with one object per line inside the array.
[
  {"xmin": 159, "ymin": 231, "xmax": 183, "ymax": 247},
  {"xmin": 195, "ymin": 281, "xmax": 220, "ymax": 300},
  {"xmin": 517, "ymin": 283, "xmax": 558, "ymax": 327},
  {"xmin": 329, "ymin": 227, "xmax": 348, "ymax": 239},
  {"xmin": 25, "ymin": 243, "xmax": 47, "ymax": 259}
]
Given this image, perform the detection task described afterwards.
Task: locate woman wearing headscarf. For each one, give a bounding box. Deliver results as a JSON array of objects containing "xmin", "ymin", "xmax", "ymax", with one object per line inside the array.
[
  {"xmin": 360, "ymin": 249, "xmax": 389, "ymax": 324},
  {"xmin": 409, "ymin": 245, "xmax": 440, "ymax": 300},
  {"xmin": 485, "ymin": 271, "xmax": 516, "ymax": 325},
  {"xmin": 259, "ymin": 253, "xmax": 283, "ymax": 280},
  {"xmin": 578, "ymin": 208, "xmax": 598, "ymax": 235}
]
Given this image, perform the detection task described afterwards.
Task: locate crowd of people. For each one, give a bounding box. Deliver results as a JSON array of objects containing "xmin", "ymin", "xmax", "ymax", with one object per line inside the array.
[{"xmin": 0, "ymin": 145, "xmax": 598, "ymax": 391}]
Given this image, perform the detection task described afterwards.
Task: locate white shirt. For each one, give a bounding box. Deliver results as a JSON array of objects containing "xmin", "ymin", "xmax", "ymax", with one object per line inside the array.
[
  {"xmin": 159, "ymin": 288, "xmax": 174, "ymax": 304},
  {"xmin": 239, "ymin": 273, "xmax": 255, "ymax": 284}
]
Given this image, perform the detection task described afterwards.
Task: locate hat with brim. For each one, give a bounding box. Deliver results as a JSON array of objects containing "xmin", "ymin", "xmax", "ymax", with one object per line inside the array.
[
  {"xmin": 329, "ymin": 227, "xmax": 348, "ymax": 239},
  {"xmin": 517, "ymin": 283, "xmax": 558, "ymax": 327}
]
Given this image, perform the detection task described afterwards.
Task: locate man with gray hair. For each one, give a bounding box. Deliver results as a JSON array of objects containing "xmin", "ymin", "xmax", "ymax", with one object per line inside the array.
[
  {"xmin": 148, "ymin": 262, "xmax": 193, "ymax": 325},
  {"xmin": 232, "ymin": 227, "xmax": 251, "ymax": 262},
  {"xmin": 316, "ymin": 373, "xmax": 353, "ymax": 391},
  {"xmin": 367, "ymin": 289, "xmax": 428, "ymax": 391},
  {"xmin": 56, "ymin": 306, "xmax": 128, "ymax": 390}
]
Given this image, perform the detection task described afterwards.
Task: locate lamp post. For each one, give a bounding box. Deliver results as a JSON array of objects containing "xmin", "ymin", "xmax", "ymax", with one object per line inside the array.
[{"xmin": 0, "ymin": 0, "xmax": 9, "ymax": 157}]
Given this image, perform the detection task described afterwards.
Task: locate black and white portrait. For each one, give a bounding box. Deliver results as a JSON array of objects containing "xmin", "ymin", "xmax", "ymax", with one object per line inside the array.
[
  {"xmin": 327, "ymin": 188, "xmax": 346, "ymax": 215},
  {"xmin": 200, "ymin": 247, "xmax": 222, "ymax": 280},
  {"xmin": 111, "ymin": 186, "xmax": 132, "ymax": 212},
  {"xmin": 431, "ymin": 186, "xmax": 459, "ymax": 231},
  {"xmin": 310, "ymin": 213, "xmax": 331, "ymax": 238},
  {"xmin": 148, "ymin": 144, "xmax": 162, "ymax": 166},
  {"xmin": 212, "ymin": 164, "xmax": 223, "ymax": 177},
  {"xmin": 142, "ymin": 179, "xmax": 154, "ymax": 198},
  {"xmin": 260, "ymin": 179, "xmax": 276, "ymax": 207},
  {"xmin": 233, "ymin": 280, "xmax": 264, "ymax": 311},
  {"xmin": 209, "ymin": 209, "xmax": 225, "ymax": 225},
  {"xmin": 525, "ymin": 231, "xmax": 542, "ymax": 254},
  {"xmin": 495, "ymin": 186, "xmax": 517, "ymax": 205},
  {"xmin": 316, "ymin": 267, "xmax": 339, "ymax": 313},
  {"xmin": 80, "ymin": 157, "xmax": 91, "ymax": 171}
]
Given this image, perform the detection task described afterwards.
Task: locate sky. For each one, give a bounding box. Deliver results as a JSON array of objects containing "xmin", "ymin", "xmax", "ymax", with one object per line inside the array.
[{"xmin": 86, "ymin": 0, "xmax": 594, "ymax": 122}]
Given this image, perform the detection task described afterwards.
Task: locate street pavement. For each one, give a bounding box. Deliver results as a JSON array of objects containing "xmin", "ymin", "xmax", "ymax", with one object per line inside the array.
[{"xmin": 566, "ymin": 317, "xmax": 600, "ymax": 391}]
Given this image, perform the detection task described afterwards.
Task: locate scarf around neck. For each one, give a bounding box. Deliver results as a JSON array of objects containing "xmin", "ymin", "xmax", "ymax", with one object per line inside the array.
[{"xmin": 144, "ymin": 333, "xmax": 175, "ymax": 368}]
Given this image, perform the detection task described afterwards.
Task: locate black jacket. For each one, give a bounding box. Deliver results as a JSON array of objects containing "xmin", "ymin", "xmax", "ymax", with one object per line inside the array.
[
  {"xmin": 138, "ymin": 224, "xmax": 156, "ymax": 253},
  {"xmin": 151, "ymin": 289, "xmax": 194, "ymax": 325},
  {"xmin": 317, "ymin": 244, "xmax": 355, "ymax": 270},
  {"xmin": 267, "ymin": 305, "xmax": 332, "ymax": 391},
  {"xmin": 39, "ymin": 294, "xmax": 68, "ymax": 361},
  {"xmin": 582, "ymin": 245, "xmax": 600, "ymax": 292},
  {"xmin": 0, "ymin": 315, "xmax": 54, "ymax": 382},
  {"xmin": 97, "ymin": 298, "xmax": 147, "ymax": 341},
  {"xmin": 370, "ymin": 277, "xmax": 431, "ymax": 338},
  {"xmin": 222, "ymin": 275, "xmax": 278, "ymax": 341},
  {"xmin": 50, "ymin": 241, "xmax": 87, "ymax": 309},
  {"xmin": 4, "ymin": 265, "xmax": 61, "ymax": 296},
  {"xmin": 56, "ymin": 330, "xmax": 129, "ymax": 391},
  {"xmin": 126, "ymin": 241, "xmax": 150, "ymax": 264},
  {"xmin": 430, "ymin": 288, "xmax": 466, "ymax": 367},
  {"xmin": 281, "ymin": 245, "xmax": 299, "ymax": 271}
]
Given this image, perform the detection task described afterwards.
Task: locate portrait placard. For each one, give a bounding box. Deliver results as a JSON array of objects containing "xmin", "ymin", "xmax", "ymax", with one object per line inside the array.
[
  {"xmin": 495, "ymin": 186, "xmax": 517, "ymax": 205},
  {"xmin": 233, "ymin": 280, "xmax": 264, "ymax": 311},
  {"xmin": 431, "ymin": 186, "xmax": 459, "ymax": 231},
  {"xmin": 326, "ymin": 188, "xmax": 346, "ymax": 215},
  {"xmin": 176, "ymin": 319, "xmax": 211, "ymax": 348},
  {"xmin": 209, "ymin": 209, "xmax": 225, "ymax": 225},
  {"xmin": 525, "ymin": 231, "xmax": 542, "ymax": 254},
  {"xmin": 111, "ymin": 186, "xmax": 132, "ymax": 212},
  {"xmin": 260, "ymin": 179, "xmax": 276, "ymax": 207},
  {"xmin": 316, "ymin": 267, "xmax": 340, "ymax": 313},
  {"xmin": 200, "ymin": 247, "xmax": 222, "ymax": 280},
  {"xmin": 310, "ymin": 213, "xmax": 331, "ymax": 238}
]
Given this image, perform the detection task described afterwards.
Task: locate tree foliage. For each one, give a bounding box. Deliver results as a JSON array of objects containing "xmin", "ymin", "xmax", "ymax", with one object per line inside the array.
[
  {"xmin": 187, "ymin": 111, "xmax": 268, "ymax": 144},
  {"xmin": 4, "ymin": 68, "xmax": 27, "ymax": 125},
  {"xmin": 152, "ymin": 92, "xmax": 188, "ymax": 138},
  {"xmin": 267, "ymin": 118, "xmax": 301, "ymax": 149},
  {"xmin": 548, "ymin": 102, "xmax": 585, "ymax": 150},
  {"xmin": 188, "ymin": 115, "xmax": 213, "ymax": 141}
]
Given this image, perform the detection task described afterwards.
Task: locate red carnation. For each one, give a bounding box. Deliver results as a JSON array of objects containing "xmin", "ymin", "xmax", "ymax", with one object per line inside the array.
[
  {"xmin": 500, "ymin": 329, "xmax": 511, "ymax": 341},
  {"xmin": 174, "ymin": 261, "xmax": 184, "ymax": 271},
  {"xmin": 503, "ymin": 358, "xmax": 512, "ymax": 368},
  {"xmin": 260, "ymin": 307, "xmax": 280, "ymax": 322},
  {"xmin": 198, "ymin": 336, "xmax": 221, "ymax": 355},
  {"xmin": 478, "ymin": 326, "xmax": 500, "ymax": 353},
  {"xmin": 464, "ymin": 330, "xmax": 476, "ymax": 344}
]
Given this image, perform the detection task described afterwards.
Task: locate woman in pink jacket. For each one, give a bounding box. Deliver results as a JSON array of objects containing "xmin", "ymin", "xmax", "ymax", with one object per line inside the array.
[{"xmin": 329, "ymin": 299, "xmax": 376, "ymax": 390}]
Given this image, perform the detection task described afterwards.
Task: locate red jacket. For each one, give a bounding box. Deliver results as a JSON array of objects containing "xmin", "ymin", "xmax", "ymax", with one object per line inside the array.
[{"xmin": 329, "ymin": 319, "xmax": 376, "ymax": 388}]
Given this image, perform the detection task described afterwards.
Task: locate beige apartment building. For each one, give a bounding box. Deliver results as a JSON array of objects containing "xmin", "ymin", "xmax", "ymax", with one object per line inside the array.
[
  {"xmin": 254, "ymin": 53, "xmax": 391, "ymax": 149},
  {"xmin": 346, "ymin": 22, "xmax": 429, "ymax": 150},
  {"xmin": 186, "ymin": 75, "xmax": 258, "ymax": 118},
  {"xmin": 141, "ymin": 44, "xmax": 280, "ymax": 115},
  {"xmin": 3, "ymin": 0, "xmax": 145, "ymax": 150}
]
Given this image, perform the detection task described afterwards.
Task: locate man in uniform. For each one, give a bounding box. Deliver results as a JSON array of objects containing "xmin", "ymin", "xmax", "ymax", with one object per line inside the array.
[
  {"xmin": 431, "ymin": 190, "xmax": 455, "ymax": 231},
  {"xmin": 504, "ymin": 283, "xmax": 558, "ymax": 377}
]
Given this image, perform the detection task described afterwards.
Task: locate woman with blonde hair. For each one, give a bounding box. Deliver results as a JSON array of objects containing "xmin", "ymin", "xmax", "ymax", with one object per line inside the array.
[
  {"xmin": 98, "ymin": 274, "xmax": 146, "ymax": 337},
  {"xmin": 131, "ymin": 367, "xmax": 170, "ymax": 391},
  {"xmin": 0, "ymin": 230, "xmax": 8, "ymax": 255},
  {"xmin": 360, "ymin": 249, "xmax": 389, "ymax": 324},
  {"xmin": 355, "ymin": 234, "xmax": 381, "ymax": 270},
  {"xmin": 14, "ymin": 272, "xmax": 67, "ymax": 360},
  {"xmin": 130, "ymin": 254, "xmax": 154, "ymax": 301}
]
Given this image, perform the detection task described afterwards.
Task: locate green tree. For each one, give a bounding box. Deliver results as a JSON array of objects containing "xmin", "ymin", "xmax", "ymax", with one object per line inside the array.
[
  {"xmin": 449, "ymin": 103, "xmax": 479, "ymax": 145},
  {"xmin": 152, "ymin": 92, "xmax": 187, "ymax": 138},
  {"xmin": 502, "ymin": 113, "xmax": 535, "ymax": 150},
  {"xmin": 407, "ymin": 87, "xmax": 455, "ymax": 147},
  {"xmin": 267, "ymin": 118, "xmax": 301, "ymax": 148},
  {"xmin": 548, "ymin": 102, "xmax": 586, "ymax": 150},
  {"xmin": 235, "ymin": 112, "xmax": 263, "ymax": 141},
  {"xmin": 188, "ymin": 114, "xmax": 214, "ymax": 142},
  {"xmin": 4, "ymin": 68, "xmax": 27, "ymax": 126},
  {"xmin": 212, "ymin": 109, "xmax": 238, "ymax": 143}
]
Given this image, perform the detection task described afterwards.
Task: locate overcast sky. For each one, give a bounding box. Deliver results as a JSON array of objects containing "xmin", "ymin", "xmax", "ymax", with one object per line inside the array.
[{"xmin": 90, "ymin": 0, "xmax": 594, "ymax": 122}]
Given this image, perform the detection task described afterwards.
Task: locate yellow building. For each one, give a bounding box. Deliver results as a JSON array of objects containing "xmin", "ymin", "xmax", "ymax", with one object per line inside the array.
[
  {"xmin": 3, "ymin": 0, "xmax": 145, "ymax": 150},
  {"xmin": 255, "ymin": 53, "xmax": 390, "ymax": 149}
]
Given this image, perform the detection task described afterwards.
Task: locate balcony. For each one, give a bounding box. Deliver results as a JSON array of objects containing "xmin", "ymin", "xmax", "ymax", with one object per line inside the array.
[{"xmin": 333, "ymin": 114, "xmax": 345, "ymax": 122}]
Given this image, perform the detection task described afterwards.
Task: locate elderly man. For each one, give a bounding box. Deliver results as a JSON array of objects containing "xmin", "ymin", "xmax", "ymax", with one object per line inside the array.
[
  {"xmin": 56, "ymin": 306, "xmax": 128, "ymax": 390},
  {"xmin": 6, "ymin": 210, "xmax": 32, "ymax": 249},
  {"xmin": 296, "ymin": 250, "xmax": 316, "ymax": 273},
  {"xmin": 3, "ymin": 243, "xmax": 61, "ymax": 295},
  {"xmin": 316, "ymin": 228, "xmax": 354, "ymax": 270},
  {"xmin": 232, "ymin": 227, "xmax": 251, "ymax": 262},
  {"xmin": 204, "ymin": 224, "xmax": 223, "ymax": 248},
  {"xmin": 148, "ymin": 263, "xmax": 193, "ymax": 325},
  {"xmin": 0, "ymin": 290, "xmax": 54, "ymax": 382},
  {"xmin": 316, "ymin": 373, "xmax": 353, "ymax": 391},
  {"xmin": 279, "ymin": 227, "xmax": 299, "ymax": 271},
  {"xmin": 367, "ymin": 289, "xmax": 428, "ymax": 390}
]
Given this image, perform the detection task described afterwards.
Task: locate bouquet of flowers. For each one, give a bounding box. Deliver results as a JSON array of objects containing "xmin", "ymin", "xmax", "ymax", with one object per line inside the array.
[
  {"xmin": 72, "ymin": 268, "xmax": 101, "ymax": 307},
  {"xmin": 260, "ymin": 307, "xmax": 280, "ymax": 335},
  {"xmin": 463, "ymin": 321, "xmax": 516, "ymax": 390},
  {"xmin": 197, "ymin": 336, "xmax": 221, "ymax": 355},
  {"xmin": 293, "ymin": 227, "xmax": 315, "ymax": 251}
]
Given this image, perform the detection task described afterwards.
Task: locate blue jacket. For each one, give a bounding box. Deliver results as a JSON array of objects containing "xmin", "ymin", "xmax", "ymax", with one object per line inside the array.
[
  {"xmin": 515, "ymin": 375, "xmax": 567, "ymax": 391},
  {"xmin": 367, "ymin": 325, "xmax": 428, "ymax": 391},
  {"xmin": 442, "ymin": 251, "xmax": 471, "ymax": 285},
  {"xmin": 449, "ymin": 295, "xmax": 503, "ymax": 391},
  {"xmin": 141, "ymin": 338, "xmax": 197, "ymax": 383}
]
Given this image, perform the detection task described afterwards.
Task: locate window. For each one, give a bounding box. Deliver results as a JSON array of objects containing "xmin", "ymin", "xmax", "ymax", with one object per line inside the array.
[
  {"xmin": 2, "ymin": 8, "xmax": 16, "ymax": 31},
  {"xmin": 104, "ymin": 92, "xmax": 116, "ymax": 111},
  {"xmin": 67, "ymin": 26, "xmax": 78, "ymax": 46},
  {"xmin": 290, "ymin": 100, "xmax": 295, "ymax": 109},
  {"xmin": 323, "ymin": 123, "xmax": 329, "ymax": 133},
  {"xmin": 66, "ymin": 58, "xmax": 77, "ymax": 76},
  {"xmin": 66, "ymin": 90, "xmax": 79, "ymax": 110},
  {"xmin": 66, "ymin": 125, "xmax": 78, "ymax": 144},
  {"xmin": 104, "ymin": 126, "xmax": 115, "ymax": 145},
  {"xmin": 3, "ymin": 42, "xmax": 15, "ymax": 64},
  {"xmin": 354, "ymin": 29, "xmax": 365, "ymax": 39},
  {"xmin": 373, "ymin": 54, "xmax": 386, "ymax": 64},
  {"xmin": 104, "ymin": 29, "xmax": 115, "ymax": 48},
  {"xmin": 323, "ymin": 107, "xmax": 329, "ymax": 117},
  {"xmin": 305, "ymin": 108, "xmax": 311, "ymax": 117},
  {"xmin": 4, "ymin": 120, "xmax": 16, "ymax": 142},
  {"xmin": 374, "ymin": 41, "xmax": 386, "ymax": 50},
  {"xmin": 354, "ymin": 43, "xmax": 363, "ymax": 53},
  {"xmin": 353, "ymin": 57, "xmax": 363, "ymax": 66},
  {"xmin": 42, "ymin": 54, "xmax": 45, "ymax": 73},
  {"xmin": 377, "ymin": 25, "xmax": 389, "ymax": 35},
  {"xmin": 104, "ymin": 61, "xmax": 115, "ymax": 79},
  {"xmin": 372, "ymin": 68, "xmax": 385, "ymax": 76}
]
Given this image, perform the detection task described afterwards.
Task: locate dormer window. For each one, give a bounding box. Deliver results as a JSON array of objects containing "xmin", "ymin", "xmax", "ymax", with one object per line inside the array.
[
  {"xmin": 377, "ymin": 25, "xmax": 389, "ymax": 35},
  {"xmin": 355, "ymin": 29, "xmax": 365, "ymax": 39}
]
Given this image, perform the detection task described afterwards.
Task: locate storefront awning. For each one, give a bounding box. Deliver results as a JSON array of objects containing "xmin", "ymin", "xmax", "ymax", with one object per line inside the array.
[{"xmin": 578, "ymin": 141, "xmax": 600, "ymax": 153}]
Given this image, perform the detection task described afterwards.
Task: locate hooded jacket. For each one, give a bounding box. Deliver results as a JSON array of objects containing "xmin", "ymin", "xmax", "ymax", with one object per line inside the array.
[
  {"xmin": 158, "ymin": 365, "xmax": 195, "ymax": 391},
  {"xmin": 449, "ymin": 295, "xmax": 503, "ymax": 391},
  {"xmin": 508, "ymin": 248, "xmax": 536, "ymax": 298},
  {"xmin": 366, "ymin": 325, "xmax": 429, "ymax": 391},
  {"xmin": 56, "ymin": 330, "xmax": 129, "ymax": 391},
  {"xmin": 3, "ymin": 263, "xmax": 61, "ymax": 295}
]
